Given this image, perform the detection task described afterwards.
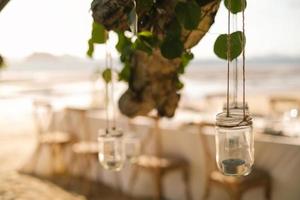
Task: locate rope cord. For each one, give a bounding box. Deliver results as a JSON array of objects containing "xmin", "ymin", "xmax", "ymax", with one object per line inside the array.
[
  {"xmin": 226, "ymin": 0, "xmax": 231, "ymax": 117},
  {"xmin": 105, "ymin": 42, "xmax": 110, "ymax": 134},
  {"xmin": 242, "ymin": 0, "xmax": 246, "ymax": 120},
  {"xmin": 109, "ymin": 52, "xmax": 117, "ymax": 129},
  {"xmin": 233, "ymin": 15, "xmax": 238, "ymax": 108}
]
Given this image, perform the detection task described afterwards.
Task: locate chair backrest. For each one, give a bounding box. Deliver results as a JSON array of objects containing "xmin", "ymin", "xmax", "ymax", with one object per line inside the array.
[
  {"xmin": 64, "ymin": 107, "xmax": 90, "ymax": 141},
  {"xmin": 204, "ymin": 92, "xmax": 226, "ymax": 113},
  {"xmin": 269, "ymin": 96, "xmax": 300, "ymax": 118},
  {"xmin": 127, "ymin": 116, "xmax": 162, "ymax": 157},
  {"xmin": 198, "ymin": 122, "xmax": 217, "ymax": 175},
  {"xmin": 32, "ymin": 100, "xmax": 53, "ymax": 137}
]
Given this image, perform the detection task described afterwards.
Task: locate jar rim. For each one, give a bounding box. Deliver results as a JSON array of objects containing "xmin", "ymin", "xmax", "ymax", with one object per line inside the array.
[
  {"xmin": 98, "ymin": 128, "xmax": 123, "ymax": 137},
  {"xmin": 216, "ymin": 111, "xmax": 252, "ymax": 128}
]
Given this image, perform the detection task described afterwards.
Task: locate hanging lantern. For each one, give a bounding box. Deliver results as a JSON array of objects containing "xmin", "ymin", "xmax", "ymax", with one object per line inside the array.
[
  {"xmin": 98, "ymin": 128, "xmax": 125, "ymax": 171},
  {"xmin": 97, "ymin": 34, "xmax": 126, "ymax": 171},
  {"xmin": 215, "ymin": 0, "xmax": 253, "ymax": 176},
  {"xmin": 123, "ymin": 132, "xmax": 141, "ymax": 163},
  {"xmin": 215, "ymin": 112, "xmax": 254, "ymax": 176}
]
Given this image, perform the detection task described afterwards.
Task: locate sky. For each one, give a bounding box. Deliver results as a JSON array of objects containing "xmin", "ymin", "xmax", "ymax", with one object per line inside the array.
[{"xmin": 0, "ymin": 0, "xmax": 300, "ymax": 60}]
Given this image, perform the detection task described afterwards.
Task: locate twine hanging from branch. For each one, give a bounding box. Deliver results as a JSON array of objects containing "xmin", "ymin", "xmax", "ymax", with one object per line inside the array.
[
  {"xmin": 242, "ymin": 0, "xmax": 246, "ymax": 120},
  {"xmin": 104, "ymin": 42, "xmax": 110, "ymax": 134},
  {"xmin": 104, "ymin": 38, "xmax": 117, "ymax": 133},
  {"xmin": 226, "ymin": 0, "xmax": 231, "ymax": 117}
]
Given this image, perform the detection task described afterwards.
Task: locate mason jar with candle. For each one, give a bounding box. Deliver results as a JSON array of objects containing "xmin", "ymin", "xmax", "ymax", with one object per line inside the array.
[{"xmin": 215, "ymin": 112, "xmax": 254, "ymax": 176}]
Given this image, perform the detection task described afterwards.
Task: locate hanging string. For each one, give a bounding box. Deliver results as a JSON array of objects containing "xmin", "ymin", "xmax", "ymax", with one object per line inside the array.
[
  {"xmin": 233, "ymin": 14, "xmax": 238, "ymax": 108},
  {"xmin": 226, "ymin": 0, "xmax": 231, "ymax": 117},
  {"xmin": 109, "ymin": 52, "xmax": 117, "ymax": 129},
  {"xmin": 242, "ymin": 0, "xmax": 246, "ymax": 119},
  {"xmin": 105, "ymin": 41, "xmax": 110, "ymax": 134}
]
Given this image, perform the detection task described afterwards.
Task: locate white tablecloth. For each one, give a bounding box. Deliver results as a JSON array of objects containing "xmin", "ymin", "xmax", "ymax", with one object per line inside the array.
[
  {"xmin": 31, "ymin": 106, "xmax": 300, "ymax": 200},
  {"xmin": 83, "ymin": 109, "xmax": 300, "ymax": 200}
]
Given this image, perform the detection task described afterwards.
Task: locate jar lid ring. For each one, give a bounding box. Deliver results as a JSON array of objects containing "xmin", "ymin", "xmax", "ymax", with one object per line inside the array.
[{"xmin": 216, "ymin": 111, "xmax": 252, "ymax": 128}]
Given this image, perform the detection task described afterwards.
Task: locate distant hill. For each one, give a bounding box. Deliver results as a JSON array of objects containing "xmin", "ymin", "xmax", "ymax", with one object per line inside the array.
[
  {"xmin": 190, "ymin": 55, "xmax": 300, "ymax": 67},
  {"xmin": 8, "ymin": 52, "xmax": 101, "ymax": 71}
]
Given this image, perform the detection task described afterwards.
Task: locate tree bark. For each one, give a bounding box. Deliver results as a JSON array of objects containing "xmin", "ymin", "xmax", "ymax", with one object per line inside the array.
[
  {"xmin": 0, "ymin": 0, "xmax": 10, "ymax": 12},
  {"xmin": 92, "ymin": 0, "xmax": 220, "ymax": 118}
]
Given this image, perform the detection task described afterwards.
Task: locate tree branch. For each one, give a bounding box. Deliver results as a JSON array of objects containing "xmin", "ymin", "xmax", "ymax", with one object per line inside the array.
[{"xmin": 0, "ymin": 0, "xmax": 10, "ymax": 12}]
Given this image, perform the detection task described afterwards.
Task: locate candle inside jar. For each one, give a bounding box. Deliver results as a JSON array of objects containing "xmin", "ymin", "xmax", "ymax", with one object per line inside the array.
[
  {"xmin": 101, "ymin": 159, "xmax": 123, "ymax": 171},
  {"xmin": 221, "ymin": 158, "xmax": 247, "ymax": 175}
]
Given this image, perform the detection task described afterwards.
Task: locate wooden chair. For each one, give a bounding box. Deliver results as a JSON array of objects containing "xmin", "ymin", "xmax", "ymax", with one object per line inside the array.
[
  {"xmin": 64, "ymin": 106, "xmax": 100, "ymax": 180},
  {"xmin": 128, "ymin": 116, "xmax": 192, "ymax": 200},
  {"xmin": 269, "ymin": 96, "xmax": 300, "ymax": 118},
  {"xmin": 25, "ymin": 100, "xmax": 72, "ymax": 175},
  {"xmin": 198, "ymin": 122, "xmax": 272, "ymax": 200},
  {"xmin": 203, "ymin": 92, "xmax": 226, "ymax": 113}
]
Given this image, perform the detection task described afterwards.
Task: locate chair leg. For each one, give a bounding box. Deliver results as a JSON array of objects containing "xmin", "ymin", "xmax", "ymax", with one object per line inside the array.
[
  {"xmin": 229, "ymin": 190, "xmax": 242, "ymax": 200},
  {"xmin": 128, "ymin": 165, "xmax": 139, "ymax": 194},
  {"xmin": 153, "ymin": 169, "xmax": 162, "ymax": 200},
  {"xmin": 115, "ymin": 172, "xmax": 123, "ymax": 194},
  {"xmin": 82, "ymin": 155, "xmax": 93, "ymax": 196},
  {"xmin": 50, "ymin": 144, "xmax": 57, "ymax": 175},
  {"xmin": 203, "ymin": 179, "xmax": 211, "ymax": 200},
  {"xmin": 53, "ymin": 144, "xmax": 65, "ymax": 174},
  {"xmin": 182, "ymin": 167, "xmax": 192, "ymax": 200},
  {"xmin": 20, "ymin": 144, "xmax": 41, "ymax": 174},
  {"xmin": 265, "ymin": 179, "xmax": 272, "ymax": 200}
]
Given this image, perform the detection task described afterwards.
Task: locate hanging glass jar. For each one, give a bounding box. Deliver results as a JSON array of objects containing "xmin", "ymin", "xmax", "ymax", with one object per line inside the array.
[
  {"xmin": 215, "ymin": 112, "xmax": 254, "ymax": 176},
  {"xmin": 123, "ymin": 133, "xmax": 141, "ymax": 163},
  {"xmin": 98, "ymin": 128, "xmax": 125, "ymax": 171}
]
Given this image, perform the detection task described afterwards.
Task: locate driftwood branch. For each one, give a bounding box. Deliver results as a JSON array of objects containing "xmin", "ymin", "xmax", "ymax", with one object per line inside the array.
[
  {"xmin": 93, "ymin": 0, "xmax": 221, "ymax": 118},
  {"xmin": 0, "ymin": 0, "xmax": 10, "ymax": 12}
]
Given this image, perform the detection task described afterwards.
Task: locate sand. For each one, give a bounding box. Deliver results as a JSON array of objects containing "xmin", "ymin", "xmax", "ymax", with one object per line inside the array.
[{"xmin": 0, "ymin": 96, "xmax": 149, "ymax": 200}]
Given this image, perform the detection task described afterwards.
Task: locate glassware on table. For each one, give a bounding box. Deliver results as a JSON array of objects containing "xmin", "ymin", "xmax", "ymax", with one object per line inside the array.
[
  {"xmin": 282, "ymin": 108, "xmax": 300, "ymax": 137},
  {"xmin": 123, "ymin": 133, "xmax": 141, "ymax": 163}
]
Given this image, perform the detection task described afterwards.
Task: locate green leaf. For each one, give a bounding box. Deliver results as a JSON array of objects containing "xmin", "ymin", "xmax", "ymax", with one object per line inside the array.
[
  {"xmin": 136, "ymin": 0, "xmax": 153, "ymax": 12},
  {"xmin": 178, "ymin": 52, "xmax": 194, "ymax": 74},
  {"xmin": 86, "ymin": 22, "xmax": 107, "ymax": 58},
  {"xmin": 166, "ymin": 18, "xmax": 181, "ymax": 38},
  {"xmin": 214, "ymin": 31, "xmax": 245, "ymax": 61},
  {"xmin": 102, "ymin": 68, "xmax": 112, "ymax": 83},
  {"xmin": 128, "ymin": 6, "xmax": 138, "ymax": 34},
  {"xmin": 224, "ymin": 0, "xmax": 247, "ymax": 14},
  {"xmin": 91, "ymin": 22, "xmax": 107, "ymax": 44},
  {"xmin": 133, "ymin": 38, "xmax": 152, "ymax": 55},
  {"xmin": 175, "ymin": 1, "xmax": 201, "ymax": 30},
  {"xmin": 138, "ymin": 31, "xmax": 159, "ymax": 46},
  {"xmin": 0, "ymin": 55, "xmax": 4, "ymax": 68},
  {"xmin": 86, "ymin": 39, "xmax": 94, "ymax": 58},
  {"xmin": 116, "ymin": 32, "xmax": 132, "ymax": 53},
  {"xmin": 176, "ymin": 79, "xmax": 184, "ymax": 90},
  {"xmin": 119, "ymin": 63, "xmax": 131, "ymax": 82},
  {"xmin": 160, "ymin": 35, "xmax": 184, "ymax": 59}
]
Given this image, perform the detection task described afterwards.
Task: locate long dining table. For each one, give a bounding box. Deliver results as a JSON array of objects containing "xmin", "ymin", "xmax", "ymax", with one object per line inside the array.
[
  {"xmin": 29, "ymin": 95, "xmax": 300, "ymax": 200},
  {"xmin": 78, "ymin": 108, "xmax": 300, "ymax": 200}
]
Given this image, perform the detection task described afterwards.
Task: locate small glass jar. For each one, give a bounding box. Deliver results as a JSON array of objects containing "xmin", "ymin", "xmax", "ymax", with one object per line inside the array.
[
  {"xmin": 215, "ymin": 112, "xmax": 254, "ymax": 176},
  {"xmin": 123, "ymin": 133, "xmax": 141, "ymax": 163},
  {"xmin": 98, "ymin": 128, "xmax": 125, "ymax": 171}
]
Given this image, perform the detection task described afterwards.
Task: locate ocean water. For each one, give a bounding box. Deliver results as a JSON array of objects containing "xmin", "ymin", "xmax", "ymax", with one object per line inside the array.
[{"xmin": 1, "ymin": 56, "xmax": 300, "ymax": 99}]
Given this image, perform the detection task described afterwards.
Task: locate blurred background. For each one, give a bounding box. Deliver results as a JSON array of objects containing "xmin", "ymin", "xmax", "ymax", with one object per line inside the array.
[{"xmin": 0, "ymin": 0, "xmax": 300, "ymax": 200}]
